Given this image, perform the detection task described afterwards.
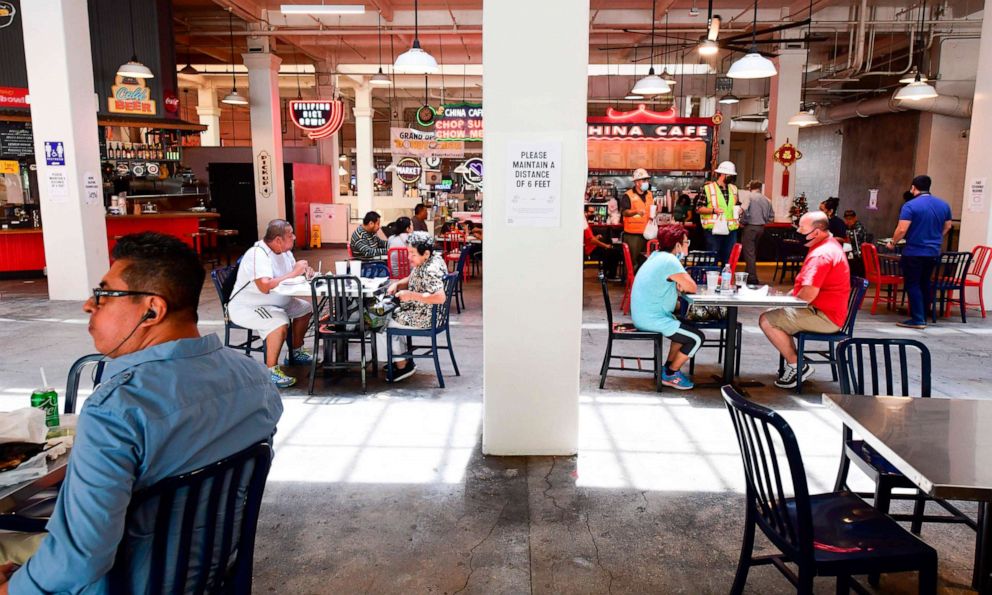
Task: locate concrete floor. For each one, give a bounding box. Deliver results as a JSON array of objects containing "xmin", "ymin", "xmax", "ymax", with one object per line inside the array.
[{"xmin": 1, "ymin": 255, "xmax": 990, "ymax": 594}]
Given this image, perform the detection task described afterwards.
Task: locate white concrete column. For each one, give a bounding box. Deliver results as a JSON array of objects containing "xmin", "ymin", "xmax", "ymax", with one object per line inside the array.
[
  {"xmin": 243, "ymin": 52, "xmax": 286, "ymax": 237},
  {"xmin": 196, "ymin": 85, "xmax": 221, "ymax": 147},
  {"xmin": 316, "ymin": 65, "xmax": 341, "ymax": 202},
  {"xmin": 958, "ymin": 0, "xmax": 992, "ymax": 308},
  {"xmin": 353, "ymin": 80, "xmax": 374, "ymax": 215},
  {"xmin": 482, "ymin": 0, "xmax": 587, "ymax": 455},
  {"xmin": 764, "ymin": 49, "xmax": 806, "ymax": 220},
  {"xmin": 22, "ymin": 0, "xmax": 109, "ymax": 300}
]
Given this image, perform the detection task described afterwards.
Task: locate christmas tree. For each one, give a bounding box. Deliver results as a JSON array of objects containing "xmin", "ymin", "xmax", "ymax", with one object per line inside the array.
[{"xmin": 789, "ymin": 192, "xmax": 808, "ymax": 226}]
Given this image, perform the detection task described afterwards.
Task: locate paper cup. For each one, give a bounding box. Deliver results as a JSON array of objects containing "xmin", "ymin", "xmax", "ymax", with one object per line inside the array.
[
  {"xmin": 349, "ymin": 261, "xmax": 362, "ymax": 277},
  {"xmin": 735, "ymin": 272, "xmax": 748, "ymax": 287},
  {"xmin": 706, "ymin": 271, "xmax": 720, "ymax": 291},
  {"xmin": 335, "ymin": 261, "xmax": 348, "ymax": 276}
]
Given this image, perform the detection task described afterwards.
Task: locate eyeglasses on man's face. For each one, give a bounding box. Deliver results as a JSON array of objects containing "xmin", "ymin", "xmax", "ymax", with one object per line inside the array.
[{"xmin": 90, "ymin": 288, "xmax": 162, "ymax": 307}]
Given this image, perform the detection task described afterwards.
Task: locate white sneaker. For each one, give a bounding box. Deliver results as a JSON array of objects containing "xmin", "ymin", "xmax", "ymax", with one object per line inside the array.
[{"xmin": 775, "ymin": 363, "xmax": 813, "ymax": 389}]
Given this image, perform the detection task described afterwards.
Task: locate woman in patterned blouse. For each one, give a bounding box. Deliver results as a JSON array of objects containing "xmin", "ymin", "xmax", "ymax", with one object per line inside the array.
[{"xmin": 378, "ymin": 231, "xmax": 449, "ymax": 382}]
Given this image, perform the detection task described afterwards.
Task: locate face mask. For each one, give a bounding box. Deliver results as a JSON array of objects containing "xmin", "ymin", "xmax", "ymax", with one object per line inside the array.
[
  {"xmin": 676, "ymin": 252, "xmax": 686, "ymax": 263},
  {"xmin": 803, "ymin": 229, "xmax": 821, "ymax": 246},
  {"xmin": 639, "ymin": 181, "xmax": 650, "ymax": 192}
]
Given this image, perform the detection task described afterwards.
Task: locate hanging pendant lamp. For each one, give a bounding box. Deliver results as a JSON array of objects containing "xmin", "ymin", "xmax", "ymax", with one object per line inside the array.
[
  {"xmin": 118, "ymin": 0, "xmax": 154, "ymax": 79},
  {"xmin": 727, "ymin": 0, "xmax": 776, "ymax": 79},
  {"xmin": 895, "ymin": 0, "xmax": 938, "ymax": 101},
  {"xmin": 631, "ymin": 2, "xmax": 670, "ymax": 96},
  {"xmin": 718, "ymin": 93, "xmax": 740, "ymax": 104},
  {"xmin": 659, "ymin": 11, "xmax": 677, "ymax": 86},
  {"xmin": 698, "ymin": 0, "xmax": 720, "ymax": 56},
  {"xmin": 787, "ymin": 0, "xmax": 819, "ymax": 127},
  {"xmin": 370, "ymin": 11, "xmax": 392, "ymax": 86},
  {"xmin": 394, "ymin": 0, "xmax": 439, "ymax": 74},
  {"xmin": 221, "ymin": 11, "xmax": 248, "ymax": 106}
]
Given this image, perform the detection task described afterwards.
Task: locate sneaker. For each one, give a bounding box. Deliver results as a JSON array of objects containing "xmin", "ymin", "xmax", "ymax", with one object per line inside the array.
[
  {"xmin": 284, "ymin": 348, "xmax": 314, "ymax": 365},
  {"xmin": 896, "ymin": 319, "xmax": 927, "ymax": 329},
  {"xmin": 661, "ymin": 370, "xmax": 694, "ymax": 390},
  {"xmin": 775, "ymin": 363, "xmax": 814, "ymax": 389},
  {"xmin": 387, "ymin": 361, "xmax": 417, "ymax": 383},
  {"xmin": 269, "ymin": 366, "xmax": 296, "ymax": 388}
]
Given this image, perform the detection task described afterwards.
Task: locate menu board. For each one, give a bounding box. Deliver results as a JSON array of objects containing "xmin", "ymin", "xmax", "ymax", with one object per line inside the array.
[
  {"xmin": 587, "ymin": 139, "xmax": 709, "ymax": 172},
  {"xmin": 0, "ymin": 122, "xmax": 34, "ymax": 158}
]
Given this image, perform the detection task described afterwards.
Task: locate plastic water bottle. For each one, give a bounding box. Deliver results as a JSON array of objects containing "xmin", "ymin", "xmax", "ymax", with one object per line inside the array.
[{"xmin": 721, "ymin": 263, "xmax": 733, "ymax": 293}]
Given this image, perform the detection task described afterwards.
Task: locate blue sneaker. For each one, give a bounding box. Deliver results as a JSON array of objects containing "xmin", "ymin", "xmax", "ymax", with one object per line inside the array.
[
  {"xmin": 661, "ymin": 370, "xmax": 694, "ymax": 390},
  {"xmin": 269, "ymin": 365, "xmax": 296, "ymax": 388},
  {"xmin": 284, "ymin": 348, "xmax": 314, "ymax": 365}
]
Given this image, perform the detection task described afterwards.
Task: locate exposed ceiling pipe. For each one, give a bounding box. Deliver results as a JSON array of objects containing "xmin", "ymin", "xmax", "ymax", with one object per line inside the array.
[
  {"xmin": 730, "ymin": 119, "xmax": 768, "ymax": 133},
  {"xmin": 816, "ymin": 91, "xmax": 972, "ymax": 123}
]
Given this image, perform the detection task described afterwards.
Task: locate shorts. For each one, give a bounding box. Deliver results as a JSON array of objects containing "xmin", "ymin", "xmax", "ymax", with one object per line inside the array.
[
  {"xmin": 228, "ymin": 299, "xmax": 312, "ymax": 340},
  {"xmin": 668, "ymin": 323, "xmax": 705, "ymax": 358},
  {"xmin": 763, "ymin": 307, "xmax": 840, "ymax": 335}
]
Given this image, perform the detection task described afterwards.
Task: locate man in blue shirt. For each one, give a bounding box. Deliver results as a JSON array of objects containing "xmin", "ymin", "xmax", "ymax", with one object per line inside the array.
[
  {"xmin": 0, "ymin": 233, "xmax": 283, "ymax": 594},
  {"xmin": 886, "ymin": 175, "xmax": 953, "ymax": 328}
]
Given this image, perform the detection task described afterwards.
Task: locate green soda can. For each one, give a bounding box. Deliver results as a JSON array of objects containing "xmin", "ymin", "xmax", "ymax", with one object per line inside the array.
[{"xmin": 31, "ymin": 388, "xmax": 60, "ymax": 428}]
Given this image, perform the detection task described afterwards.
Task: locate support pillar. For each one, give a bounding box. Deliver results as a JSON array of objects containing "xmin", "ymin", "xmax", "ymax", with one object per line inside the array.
[
  {"xmin": 353, "ymin": 79, "xmax": 374, "ymax": 215},
  {"xmin": 22, "ymin": 0, "xmax": 109, "ymax": 300},
  {"xmin": 958, "ymin": 0, "xmax": 992, "ymax": 309},
  {"xmin": 315, "ymin": 64, "xmax": 340, "ymax": 202},
  {"xmin": 196, "ymin": 85, "xmax": 221, "ymax": 147},
  {"xmin": 482, "ymin": 0, "xmax": 587, "ymax": 455},
  {"xmin": 764, "ymin": 49, "xmax": 806, "ymax": 220},
  {"xmin": 244, "ymin": 52, "xmax": 286, "ymax": 237}
]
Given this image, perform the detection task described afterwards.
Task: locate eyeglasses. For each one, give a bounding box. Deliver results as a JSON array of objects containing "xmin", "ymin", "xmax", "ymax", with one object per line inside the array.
[{"xmin": 91, "ymin": 288, "xmax": 162, "ymax": 306}]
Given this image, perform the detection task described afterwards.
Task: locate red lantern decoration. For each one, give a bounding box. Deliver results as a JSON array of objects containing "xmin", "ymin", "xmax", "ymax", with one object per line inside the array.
[{"xmin": 773, "ymin": 139, "xmax": 803, "ymax": 196}]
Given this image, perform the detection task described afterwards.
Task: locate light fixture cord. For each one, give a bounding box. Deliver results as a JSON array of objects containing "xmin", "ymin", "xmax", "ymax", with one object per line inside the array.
[
  {"xmin": 649, "ymin": 1, "xmax": 657, "ymax": 72},
  {"xmin": 605, "ymin": 30, "xmax": 613, "ymax": 107},
  {"xmin": 800, "ymin": 0, "xmax": 813, "ymax": 108},
  {"xmin": 414, "ymin": 0, "xmax": 420, "ymax": 43},
  {"xmin": 377, "ymin": 11, "xmax": 383, "ymax": 67},
  {"xmin": 917, "ymin": 0, "xmax": 927, "ymax": 74},
  {"xmin": 228, "ymin": 10, "xmax": 237, "ymax": 91},
  {"xmin": 128, "ymin": 0, "xmax": 138, "ymax": 57},
  {"xmin": 751, "ymin": 0, "xmax": 758, "ymax": 48}
]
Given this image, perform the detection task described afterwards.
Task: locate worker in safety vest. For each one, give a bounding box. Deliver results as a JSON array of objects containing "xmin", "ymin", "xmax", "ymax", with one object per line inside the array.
[
  {"xmin": 698, "ymin": 161, "xmax": 741, "ymax": 267},
  {"xmin": 620, "ymin": 168, "xmax": 652, "ymax": 270}
]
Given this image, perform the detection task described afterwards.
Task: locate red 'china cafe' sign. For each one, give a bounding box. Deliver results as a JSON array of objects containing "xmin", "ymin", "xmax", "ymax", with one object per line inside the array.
[{"xmin": 0, "ymin": 87, "xmax": 29, "ymax": 109}]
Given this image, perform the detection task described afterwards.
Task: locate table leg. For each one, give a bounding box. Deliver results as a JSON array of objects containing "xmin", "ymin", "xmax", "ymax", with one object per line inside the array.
[
  {"xmin": 974, "ymin": 501, "xmax": 992, "ymax": 593},
  {"xmin": 721, "ymin": 306, "xmax": 738, "ymax": 384}
]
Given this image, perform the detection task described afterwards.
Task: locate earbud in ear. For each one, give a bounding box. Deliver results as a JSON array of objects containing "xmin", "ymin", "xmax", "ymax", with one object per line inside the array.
[{"xmin": 144, "ymin": 309, "xmax": 157, "ymax": 320}]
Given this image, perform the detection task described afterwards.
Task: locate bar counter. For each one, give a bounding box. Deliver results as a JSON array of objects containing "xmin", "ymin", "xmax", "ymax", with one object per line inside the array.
[{"xmin": 0, "ymin": 212, "xmax": 220, "ymax": 273}]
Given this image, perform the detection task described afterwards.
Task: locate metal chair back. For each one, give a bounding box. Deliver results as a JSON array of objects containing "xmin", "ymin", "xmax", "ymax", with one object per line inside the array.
[
  {"xmin": 933, "ymin": 251, "xmax": 973, "ymax": 290},
  {"xmin": 64, "ymin": 353, "xmax": 105, "ymax": 414},
  {"xmin": 600, "ymin": 273, "xmax": 615, "ymax": 329},
  {"xmin": 838, "ymin": 277, "xmax": 870, "ymax": 336},
  {"xmin": 388, "ymin": 247, "xmax": 411, "ymax": 279},
  {"xmin": 727, "ymin": 242, "xmax": 742, "ymax": 271},
  {"xmin": 432, "ymin": 273, "xmax": 459, "ymax": 331},
  {"xmin": 621, "ymin": 243, "xmax": 635, "ymax": 283},
  {"xmin": 970, "ymin": 245, "xmax": 992, "ymax": 281},
  {"xmin": 861, "ymin": 242, "xmax": 883, "ymax": 281},
  {"xmin": 108, "ymin": 442, "xmax": 273, "ymax": 595},
  {"xmin": 310, "ymin": 275, "xmax": 365, "ymax": 335},
  {"xmin": 645, "ymin": 239, "xmax": 659, "ymax": 254},
  {"xmin": 722, "ymin": 386, "xmax": 813, "ymax": 565},
  {"xmin": 837, "ymin": 338, "xmax": 931, "ymax": 398},
  {"xmin": 685, "ymin": 250, "xmax": 718, "ymax": 267}
]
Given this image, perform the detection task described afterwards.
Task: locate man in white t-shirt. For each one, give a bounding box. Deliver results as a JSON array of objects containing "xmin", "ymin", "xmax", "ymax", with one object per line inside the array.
[{"xmin": 228, "ymin": 219, "xmax": 313, "ymax": 388}]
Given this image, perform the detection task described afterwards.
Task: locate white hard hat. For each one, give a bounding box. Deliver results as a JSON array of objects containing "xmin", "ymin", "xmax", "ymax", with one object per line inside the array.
[
  {"xmin": 715, "ymin": 161, "xmax": 737, "ymax": 176},
  {"xmin": 631, "ymin": 168, "xmax": 650, "ymax": 181}
]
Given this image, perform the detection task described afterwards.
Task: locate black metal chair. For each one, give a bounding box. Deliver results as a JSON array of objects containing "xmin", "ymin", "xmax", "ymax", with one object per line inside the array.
[
  {"xmin": 453, "ymin": 245, "xmax": 472, "ymax": 313},
  {"xmin": 598, "ymin": 273, "xmax": 664, "ymax": 393},
  {"xmin": 931, "ymin": 251, "xmax": 973, "ymax": 323},
  {"xmin": 210, "ymin": 265, "xmax": 265, "ymax": 357},
  {"xmin": 774, "ymin": 234, "xmax": 808, "ymax": 283},
  {"xmin": 680, "ymin": 266, "xmax": 742, "ymax": 377},
  {"xmin": 64, "ymin": 353, "xmax": 105, "ymax": 414},
  {"xmin": 778, "ymin": 277, "xmax": 869, "ymax": 394},
  {"xmin": 834, "ymin": 338, "xmax": 976, "ymax": 541},
  {"xmin": 722, "ymin": 386, "xmax": 938, "ymax": 595},
  {"xmin": 107, "ymin": 441, "xmax": 273, "ymax": 595},
  {"xmin": 386, "ymin": 273, "xmax": 460, "ymax": 388},
  {"xmin": 309, "ymin": 275, "xmax": 377, "ymax": 394},
  {"xmin": 684, "ymin": 250, "xmax": 718, "ymax": 267}
]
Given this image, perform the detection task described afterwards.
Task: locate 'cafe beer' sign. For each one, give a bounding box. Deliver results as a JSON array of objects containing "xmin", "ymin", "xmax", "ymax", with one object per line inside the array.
[
  {"xmin": 108, "ymin": 75, "xmax": 156, "ymax": 115},
  {"xmin": 289, "ymin": 100, "xmax": 345, "ymax": 140}
]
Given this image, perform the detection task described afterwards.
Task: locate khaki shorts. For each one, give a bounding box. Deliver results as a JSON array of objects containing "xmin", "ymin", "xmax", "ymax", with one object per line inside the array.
[{"xmin": 763, "ymin": 307, "xmax": 840, "ymax": 335}]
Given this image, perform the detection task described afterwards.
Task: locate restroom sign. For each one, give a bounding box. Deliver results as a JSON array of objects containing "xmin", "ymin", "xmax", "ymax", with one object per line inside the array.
[{"xmin": 44, "ymin": 141, "xmax": 65, "ymax": 166}]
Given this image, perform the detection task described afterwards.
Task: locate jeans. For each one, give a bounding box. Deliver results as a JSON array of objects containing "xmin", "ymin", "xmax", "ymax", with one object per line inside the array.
[
  {"xmin": 901, "ymin": 255, "xmax": 938, "ymax": 324},
  {"xmin": 741, "ymin": 225, "xmax": 765, "ymax": 283},
  {"xmin": 705, "ymin": 229, "xmax": 739, "ymax": 267}
]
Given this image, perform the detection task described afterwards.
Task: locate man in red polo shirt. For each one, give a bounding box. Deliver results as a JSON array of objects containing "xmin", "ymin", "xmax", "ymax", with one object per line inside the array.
[{"xmin": 759, "ymin": 211, "xmax": 851, "ymax": 388}]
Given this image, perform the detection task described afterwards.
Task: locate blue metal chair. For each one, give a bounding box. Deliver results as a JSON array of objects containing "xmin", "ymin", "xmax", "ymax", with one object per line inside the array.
[
  {"xmin": 778, "ymin": 277, "xmax": 869, "ymax": 394},
  {"xmin": 834, "ymin": 338, "xmax": 975, "ymax": 545},
  {"xmin": 210, "ymin": 265, "xmax": 265, "ymax": 357},
  {"xmin": 931, "ymin": 251, "xmax": 973, "ymax": 323},
  {"xmin": 722, "ymin": 386, "xmax": 938, "ymax": 595},
  {"xmin": 107, "ymin": 441, "xmax": 273, "ymax": 595},
  {"xmin": 386, "ymin": 273, "xmax": 460, "ymax": 388},
  {"xmin": 680, "ymin": 266, "xmax": 742, "ymax": 377},
  {"xmin": 361, "ymin": 260, "xmax": 391, "ymax": 279},
  {"xmin": 453, "ymin": 245, "xmax": 472, "ymax": 313},
  {"xmin": 64, "ymin": 353, "xmax": 105, "ymax": 414}
]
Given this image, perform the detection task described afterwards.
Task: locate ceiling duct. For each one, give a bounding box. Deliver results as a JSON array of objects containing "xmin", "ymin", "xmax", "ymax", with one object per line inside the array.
[{"xmin": 817, "ymin": 91, "xmax": 973, "ymax": 123}]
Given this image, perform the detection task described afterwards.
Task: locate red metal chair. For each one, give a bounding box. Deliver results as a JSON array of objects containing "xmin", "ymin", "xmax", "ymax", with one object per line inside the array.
[
  {"xmin": 441, "ymin": 232, "xmax": 466, "ymax": 274},
  {"xmin": 620, "ymin": 243, "xmax": 635, "ymax": 315},
  {"xmin": 644, "ymin": 239, "xmax": 659, "ymax": 256},
  {"xmin": 387, "ymin": 247, "xmax": 411, "ymax": 280},
  {"xmin": 862, "ymin": 243, "xmax": 904, "ymax": 314},
  {"xmin": 727, "ymin": 242, "xmax": 742, "ymax": 272},
  {"xmin": 347, "ymin": 242, "xmax": 354, "ymax": 258},
  {"xmin": 963, "ymin": 245, "xmax": 991, "ymax": 318}
]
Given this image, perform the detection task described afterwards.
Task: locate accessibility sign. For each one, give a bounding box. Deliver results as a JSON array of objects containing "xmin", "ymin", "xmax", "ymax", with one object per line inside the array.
[{"xmin": 44, "ymin": 141, "xmax": 65, "ymax": 166}]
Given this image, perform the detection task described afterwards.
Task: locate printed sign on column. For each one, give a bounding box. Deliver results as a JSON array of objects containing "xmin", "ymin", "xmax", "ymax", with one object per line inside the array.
[
  {"xmin": 83, "ymin": 172, "xmax": 101, "ymax": 205},
  {"xmin": 256, "ymin": 151, "xmax": 273, "ymax": 198},
  {"xmin": 968, "ymin": 178, "xmax": 987, "ymax": 213},
  {"xmin": 44, "ymin": 141, "xmax": 65, "ymax": 166},
  {"xmin": 505, "ymin": 140, "xmax": 562, "ymax": 228}
]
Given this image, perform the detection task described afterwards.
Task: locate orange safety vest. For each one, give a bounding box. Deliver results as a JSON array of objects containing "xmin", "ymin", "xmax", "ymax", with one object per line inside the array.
[
  {"xmin": 701, "ymin": 182, "xmax": 740, "ymax": 231},
  {"xmin": 622, "ymin": 189, "xmax": 652, "ymax": 234}
]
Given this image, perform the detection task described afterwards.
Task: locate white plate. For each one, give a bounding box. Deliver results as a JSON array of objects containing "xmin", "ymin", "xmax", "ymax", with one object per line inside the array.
[{"xmin": 282, "ymin": 276, "xmax": 308, "ymax": 286}]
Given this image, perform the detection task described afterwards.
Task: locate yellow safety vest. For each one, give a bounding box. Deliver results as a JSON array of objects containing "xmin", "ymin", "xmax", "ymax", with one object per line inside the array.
[{"xmin": 701, "ymin": 182, "xmax": 740, "ymax": 231}]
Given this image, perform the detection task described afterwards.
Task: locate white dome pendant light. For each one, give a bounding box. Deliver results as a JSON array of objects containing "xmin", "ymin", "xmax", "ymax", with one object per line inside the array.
[
  {"xmin": 394, "ymin": 0, "xmax": 439, "ymax": 75},
  {"xmin": 895, "ymin": 0, "xmax": 938, "ymax": 102},
  {"xmin": 370, "ymin": 11, "xmax": 392, "ymax": 86},
  {"xmin": 787, "ymin": 0, "xmax": 819, "ymax": 127},
  {"xmin": 631, "ymin": 1, "xmax": 670, "ymax": 96},
  {"xmin": 727, "ymin": 0, "xmax": 777, "ymax": 79},
  {"xmin": 221, "ymin": 11, "xmax": 248, "ymax": 106},
  {"xmin": 117, "ymin": 0, "xmax": 154, "ymax": 79}
]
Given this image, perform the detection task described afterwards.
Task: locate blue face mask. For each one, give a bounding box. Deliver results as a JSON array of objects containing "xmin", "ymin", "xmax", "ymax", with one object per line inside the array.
[
  {"xmin": 640, "ymin": 181, "xmax": 650, "ymax": 192},
  {"xmin": 677, "ymin": 252, "xmax": 686, "ymax": 263}
]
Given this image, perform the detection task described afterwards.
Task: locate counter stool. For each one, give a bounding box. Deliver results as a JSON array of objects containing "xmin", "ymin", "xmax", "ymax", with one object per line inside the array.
[
  {"xmin": 214, "ymin": 229, "xmax": 239, "ymax": 266},
  {"xmin": 198, "ymin": 227, "xmax": 220, "ymax": 267}
]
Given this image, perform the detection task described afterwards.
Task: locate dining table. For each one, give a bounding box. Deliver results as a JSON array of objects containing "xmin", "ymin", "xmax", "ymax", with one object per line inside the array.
[
  {"xmin": 0, "ymin": 452, "xmax": 69, "ymax": 515},
  {"xmin": 823, "ymin": 393, "xmax": 992, "ymax": 593},
  {"xmin": 683, "ymin": 287, "xmax": 807, "ymax": 390}
]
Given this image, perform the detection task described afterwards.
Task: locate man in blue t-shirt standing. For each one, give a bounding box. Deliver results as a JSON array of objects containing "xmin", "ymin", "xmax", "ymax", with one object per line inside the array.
[{"xmin": 885, "ymin": 175, "xmax": 953, "ymax": 329}]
